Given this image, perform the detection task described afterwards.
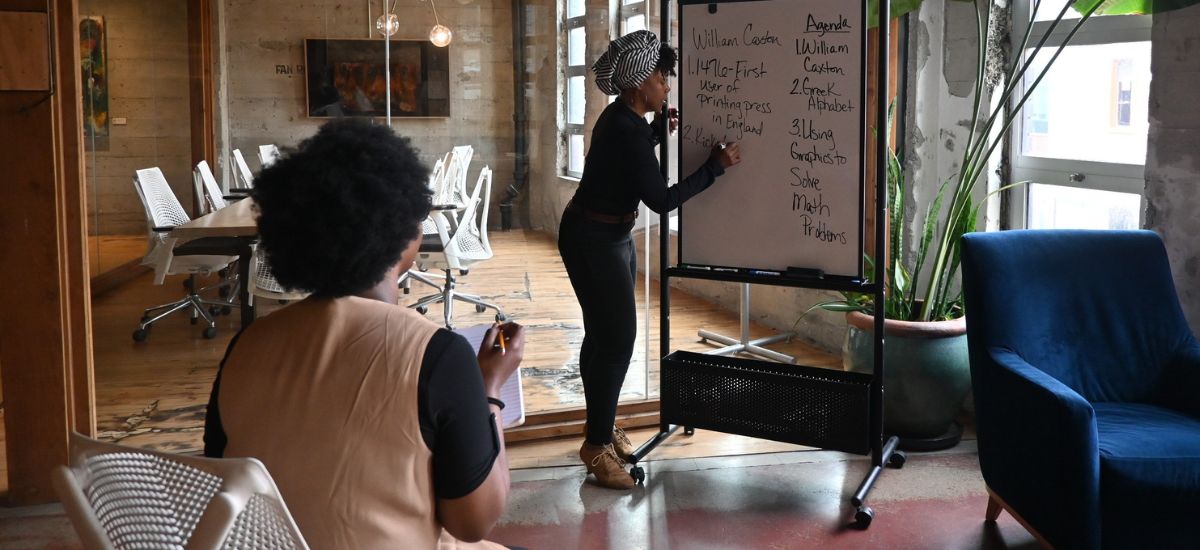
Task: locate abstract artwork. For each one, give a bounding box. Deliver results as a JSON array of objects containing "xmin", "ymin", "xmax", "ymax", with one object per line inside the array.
[
  {"xmin": 305, "ymin": 39, "xmax": 450, "ymax": 118},
  {"xmin": 80, "ymin": 16, "xmax": 108, "ymax": 138}
]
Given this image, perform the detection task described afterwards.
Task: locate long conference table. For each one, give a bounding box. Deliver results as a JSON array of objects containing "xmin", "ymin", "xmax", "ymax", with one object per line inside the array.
[{"xmin": 169, "ymin": 198, "xmax": 259, "ymax": 327}]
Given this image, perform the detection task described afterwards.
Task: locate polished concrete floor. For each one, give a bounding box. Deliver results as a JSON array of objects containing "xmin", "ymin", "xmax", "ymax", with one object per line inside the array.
[{"xmin": 1, "ymin": 440, "xmax": 1039, "ymax": 549}]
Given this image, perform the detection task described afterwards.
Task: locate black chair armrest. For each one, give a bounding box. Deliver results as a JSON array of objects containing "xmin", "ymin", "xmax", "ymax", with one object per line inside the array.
[{"xmin": 152, "ymin": 226, "xmax": 176, "ymax": 233}]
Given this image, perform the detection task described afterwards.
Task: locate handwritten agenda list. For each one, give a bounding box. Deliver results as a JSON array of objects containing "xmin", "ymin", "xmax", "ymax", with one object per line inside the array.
[{"xmin": 678, "ymin": 1, "xmax": 863, "ymax": 277}]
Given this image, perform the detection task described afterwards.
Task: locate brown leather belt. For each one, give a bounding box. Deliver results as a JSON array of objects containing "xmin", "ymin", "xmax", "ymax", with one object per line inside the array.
[{"xmin": 567, "ymin": 200, "xmax": 637, "ymax": 224}]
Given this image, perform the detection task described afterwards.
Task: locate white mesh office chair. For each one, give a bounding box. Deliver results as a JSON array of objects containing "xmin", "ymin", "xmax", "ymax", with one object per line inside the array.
[
  {"xmin": 52, "ymin": 432, "xmax": 309, "ymax": 550},
  {"xmin": 258, "ymin": 144, "xmax": 280, "ymax": 168},
  {"xmin": 133, "ymin": 168, "xmax": 238, "ymax": 341},
  {"xmin": 411, "ymin": 166, "xmax": 505, "ymax": 329},
  {"xmin": 232, "ymin": 149, "xmax": 254, "ymax": 189},
  {"xmin": 195, "ymin": 161, "xmax": 307, "ymax": 308},
  {"xmin": 434, "ymin": 145, "xmax": 474, "ymax": 207}
]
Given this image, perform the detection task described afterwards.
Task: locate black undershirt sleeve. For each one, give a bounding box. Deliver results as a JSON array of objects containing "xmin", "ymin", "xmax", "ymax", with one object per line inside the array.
[
  {"xmin": 418, "ymin": 329, "xmax": 501, "ymax": 500},
  {"xmin": 203, "ymin": 330, "xmax": 244, "ymax": 458}
]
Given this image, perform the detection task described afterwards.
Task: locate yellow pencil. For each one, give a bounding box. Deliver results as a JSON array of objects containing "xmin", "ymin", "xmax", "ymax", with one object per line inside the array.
[{"xmin": 497, "ymin": 330, "xmax": 507, "ymax": 355}]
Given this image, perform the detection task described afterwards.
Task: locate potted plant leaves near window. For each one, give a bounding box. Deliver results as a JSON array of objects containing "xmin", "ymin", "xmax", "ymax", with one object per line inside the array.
[{"xmin": 805, "ymin": 0, "xmax": 1193, "ymax": 450}]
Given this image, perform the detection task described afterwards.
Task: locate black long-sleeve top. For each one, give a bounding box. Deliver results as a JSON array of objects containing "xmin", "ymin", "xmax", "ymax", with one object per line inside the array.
[{"xmin": 571, "ymin": 100, "xmax": 725, "ymax": 216}]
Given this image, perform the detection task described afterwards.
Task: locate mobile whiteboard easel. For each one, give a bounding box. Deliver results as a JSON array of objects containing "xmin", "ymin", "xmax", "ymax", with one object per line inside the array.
[{"xmin": 629, "ymin": 0, "xmax": 903, "ymax": 528}]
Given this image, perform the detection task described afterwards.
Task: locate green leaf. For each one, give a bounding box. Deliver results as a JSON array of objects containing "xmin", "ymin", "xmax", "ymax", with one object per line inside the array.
[
  {"xmin": 1074, "ymin": 0, "xmax": 1200, "ymax": 16},
  {"xmin": 866, "ymin": 0, "xmax": 925, "ymax": 27}
]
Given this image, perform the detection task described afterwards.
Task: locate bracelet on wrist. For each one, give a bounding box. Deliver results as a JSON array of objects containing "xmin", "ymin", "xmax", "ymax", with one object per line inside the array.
[{"xmin": 487, "ymin": 396, "xmax": 506, "ymax": 410}]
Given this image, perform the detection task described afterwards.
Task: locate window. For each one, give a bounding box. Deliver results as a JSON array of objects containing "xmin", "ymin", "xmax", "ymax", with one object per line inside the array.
[
  {"xmin": 562, "ymin": 0, "xmax": 587, "ymax": 178},
  {"xmin": 620, "ymin": 0, "xmax": 647, "ymax": 35},
  {"xmin": 1009, "ymin": 1, "xmax": 1150, "ymax": 230},
  {"xmin": 1113, "ymin": 59, "xmax": 1133, "ymax": 127}
]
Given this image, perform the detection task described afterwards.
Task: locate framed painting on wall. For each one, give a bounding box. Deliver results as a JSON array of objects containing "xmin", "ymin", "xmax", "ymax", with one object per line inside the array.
[
  {"xmin": 80, "ymin": 15, "xmax": 109, "ymax": 139},
  {"xmin": 304, "ymin": 38, "xmax": 450, "ymax": 118}
]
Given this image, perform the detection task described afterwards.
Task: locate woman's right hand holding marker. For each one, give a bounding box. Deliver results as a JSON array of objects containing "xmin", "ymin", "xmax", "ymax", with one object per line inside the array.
[{"xmin": 711, "ymin": 142, "xmax": 742, "ymax": 169}]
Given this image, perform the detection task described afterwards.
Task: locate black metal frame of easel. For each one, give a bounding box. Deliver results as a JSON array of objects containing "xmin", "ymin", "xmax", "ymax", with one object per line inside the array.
[{"xmin": 628, "ymin": 0, "xmax": 902, "ymax": 529}]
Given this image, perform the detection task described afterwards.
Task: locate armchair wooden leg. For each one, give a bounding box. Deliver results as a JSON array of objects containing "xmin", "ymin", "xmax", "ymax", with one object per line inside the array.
[{"xmin": 986, "ymin": 494, "xmax": 1003, "ymax": 522}]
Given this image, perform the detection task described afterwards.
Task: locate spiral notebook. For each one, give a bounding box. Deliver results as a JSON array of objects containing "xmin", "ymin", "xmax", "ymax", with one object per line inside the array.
[{"xmin": 454, "ymin": 324, "xmax": 526, "ymax": 429}]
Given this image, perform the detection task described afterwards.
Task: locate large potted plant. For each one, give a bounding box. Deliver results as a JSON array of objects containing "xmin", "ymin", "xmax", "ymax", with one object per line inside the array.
[{"xmin": 809, "ymin": 0, "xmax": 1190, "ymax": 450}]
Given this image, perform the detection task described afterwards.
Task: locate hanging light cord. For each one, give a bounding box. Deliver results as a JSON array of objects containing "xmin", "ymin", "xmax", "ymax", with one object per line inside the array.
[{"xmin": 427, "ymin": 0, "xmax": 442, "ymax": 26}]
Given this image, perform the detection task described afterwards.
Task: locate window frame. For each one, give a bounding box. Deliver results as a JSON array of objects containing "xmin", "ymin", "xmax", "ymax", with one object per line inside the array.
[
  {"xmin": 1006, "ymin": 2, "xmax": 1152, "ymax": 229},
  {"xmin": 562, "ymin": 4, "xmax": 588, "ymax": 178}
]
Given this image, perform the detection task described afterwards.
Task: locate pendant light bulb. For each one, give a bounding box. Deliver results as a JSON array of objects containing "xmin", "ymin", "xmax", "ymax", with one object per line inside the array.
[
  {"xmin": 429, "ymin": 24, "xmax": 452, "ymax": 47},
  {"xmin": 375, "ymin": 13, "xmax": 400, "ymax": 36}
]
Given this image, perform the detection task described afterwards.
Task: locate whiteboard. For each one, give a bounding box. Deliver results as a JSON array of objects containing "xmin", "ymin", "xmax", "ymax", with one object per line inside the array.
[{"xmin": 678, "ymin": 0, "xmax": 866, "ymax": 279}]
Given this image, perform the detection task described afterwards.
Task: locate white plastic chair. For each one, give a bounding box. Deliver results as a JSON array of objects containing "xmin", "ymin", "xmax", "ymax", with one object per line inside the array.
[
  {"xmin": 258, "ymin": 144, "xmax": 280, "ymax": 168},
  {"xmin": 232, "ymin": 149, "xmax": 254, "ymax": 189},
  {"xmin": 133, "ymin": 167, "xmax": 238, "ymax": 341},
  {"xmin": 195, "ymin": 161, "xmax": 307, "ymax": 308},
  {"xmin": 52, "ymin": 432, "xmax": 309, "ymax": 550},
  {"xmin": 411, "ymin": 166, "xmax": 505, "ymax": 329}
]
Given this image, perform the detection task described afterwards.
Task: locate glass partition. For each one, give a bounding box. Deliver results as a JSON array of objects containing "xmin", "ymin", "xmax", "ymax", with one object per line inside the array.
[{"xmin": 85, "ymin": 0, "xmax": 815, "ymax": 451}]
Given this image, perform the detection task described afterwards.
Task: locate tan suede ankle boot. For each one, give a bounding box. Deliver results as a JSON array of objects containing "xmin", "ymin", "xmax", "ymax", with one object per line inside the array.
[
  {"xmin": 579, "ymin": 442, "xmax": 636, "ymax": 490},
  {"xmin": 581, "ymin": 424, "xmax": 638, "ymax": 461},
  {"xmin": 612, "ymin": 425, "xmax": 636, "ymax": 461}
]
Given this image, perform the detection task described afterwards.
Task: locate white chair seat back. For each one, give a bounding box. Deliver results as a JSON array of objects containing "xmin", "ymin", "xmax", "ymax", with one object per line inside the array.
[
  {"xmin": 195, "ymin": 160, "xmax": 227, "ymax": 214},
  {"xmin": 233, "ymin": 149, "xmax": 255, "ymax": 189},
  {"xmin": 258, "ymin": 144, "xmax": 281, "ymax": 168},
  {"xmin": 52, "ymin": 433, "xmax": 309, "ymax": 550}
]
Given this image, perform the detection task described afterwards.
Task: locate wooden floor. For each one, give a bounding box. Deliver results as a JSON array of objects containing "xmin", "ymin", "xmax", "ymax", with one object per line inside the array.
[
  {"xmin": 87, "ymin": 235, "xmax": 145, "ymax": 279},
  {"xmin": 1, "ymin": 229, "xmax": 842, "ymax": 483}
]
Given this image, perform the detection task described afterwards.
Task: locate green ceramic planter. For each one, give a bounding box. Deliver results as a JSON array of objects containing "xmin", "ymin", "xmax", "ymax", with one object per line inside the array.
[{"xmin": 842, "ymin": 311, "xmax": 970, "ymax": 439}]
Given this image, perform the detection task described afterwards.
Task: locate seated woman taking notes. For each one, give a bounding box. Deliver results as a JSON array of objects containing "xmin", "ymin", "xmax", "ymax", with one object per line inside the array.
[{"xmin": 203, "ymin": 119, "xmax": 524, "ymax": 549}]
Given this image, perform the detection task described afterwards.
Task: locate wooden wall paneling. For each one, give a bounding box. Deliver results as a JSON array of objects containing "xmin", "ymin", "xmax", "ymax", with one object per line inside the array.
[
  {"xmin": 0, "ymin": 0, "xmax": 93, "ymax": 505},
  {"xmin": 187, "ymin": 0, "xmax": 214, "ymax": 216},
  {"xmin": 0, "ymin": 11, "xmax": 50, "ymax": 90}
]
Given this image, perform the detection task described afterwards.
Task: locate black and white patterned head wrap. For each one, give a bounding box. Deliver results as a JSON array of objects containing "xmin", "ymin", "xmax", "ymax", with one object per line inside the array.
[{"xmin": 592, "ymin": 30, "xmax": 661, "ymax": 95}]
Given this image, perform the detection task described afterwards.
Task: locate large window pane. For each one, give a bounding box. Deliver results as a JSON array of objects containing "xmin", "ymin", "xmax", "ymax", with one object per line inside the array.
[
  {"xmin": 567, "ymin": 75, "xmax": 584, "ymax": 125},
  {"xmin": 568, "ymin": 27, "xmax": 585, "ymax": 67},
  {"xmin": 568, "ymin": 134, "xmax": 585, "ymax": 175},
  {"xmin": 567, "ymin": 0, "xmax": 585, "ymax": 19},
  {"xmin": 1027, "ymin": 183, "xmax": 1140, "ymax": 230},
  {"xmin": 1019, "ymin": 41, "xmax": 1150, "ymax": 165},
  {"xmin": 624, "ymin": 14, "xmax": 646, "ymax": 34}
]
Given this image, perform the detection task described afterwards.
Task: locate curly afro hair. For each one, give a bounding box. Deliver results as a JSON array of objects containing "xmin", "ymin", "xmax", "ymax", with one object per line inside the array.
[
  {"xmin": 656, "ymin": 44, "xmax": 677, "ymax": 77},
  {"xmin": 251, "ymin": 119, "xmax": 431, "ymax": 298}
]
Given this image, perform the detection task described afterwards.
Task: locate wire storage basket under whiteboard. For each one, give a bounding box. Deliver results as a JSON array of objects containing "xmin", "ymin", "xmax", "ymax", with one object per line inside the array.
[{"xmin": 661, "ymin": 350, "xmax": 874, "ymax": 455}]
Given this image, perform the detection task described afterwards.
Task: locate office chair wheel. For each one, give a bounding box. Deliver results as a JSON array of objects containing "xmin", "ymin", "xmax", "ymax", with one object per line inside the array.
[
  {"xmin": 416, "ymin": 306, "xmax": 429, "ymax": 315},
  {"xmin": 888, "ymin": 451, "xmax": 907, "ymax": 468},
  {"xmin": 854, "ymin": 506, "xmax": 874, "ymax": 529},
  {"xmin": 629, "ymin": 465, "xmax": 645, "ymax": 484},
  {"xmin": 218, "ymin": 286, "xmax": 231, "ymax": 298},
  {"xmin": 132, "ymin": 328, "xmax": 149, "ymax": 342},
  {"xmin": 221, "ymin": 306, "xmax": 232, "ymax": 315},
  {"xmin": 203, "ymin": 326, "xmax": 218, "ymax": 339},
  {"xmin": 190, "ymin": 316, "xmax": 199, "ymax": 325},
  {"xmin": 209, "ymin": 306, "xmax": 223, "ymax": 316},
  {"xmin": 495, "ymin": 313, "xmax": 507, "ymax": 322},
  {"xmin": 475, "ymin": 304, "xmax": 487, "ymax": 313}
]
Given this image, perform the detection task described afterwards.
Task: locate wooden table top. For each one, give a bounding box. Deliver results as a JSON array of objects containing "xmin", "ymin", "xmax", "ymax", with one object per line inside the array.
[{"xmin": 170, "ymin": 198, "xmax": 258, "ymax": 240}]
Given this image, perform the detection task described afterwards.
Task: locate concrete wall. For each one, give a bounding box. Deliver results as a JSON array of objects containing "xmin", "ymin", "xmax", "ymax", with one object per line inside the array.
[
  {"xmin": 80, "ymin": 0, "xmax": 191, "ymax": 235},
  {"xmin": 1146, "ymin": 3, "xmax": 1200, "ymax": 326},
  {"xmin": 213, "ymin": 0, "xmax": 517, "ymax": 226}
]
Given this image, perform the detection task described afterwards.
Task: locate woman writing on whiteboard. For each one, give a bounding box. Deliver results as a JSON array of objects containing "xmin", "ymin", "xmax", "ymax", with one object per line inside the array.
[{"xmin": 559, "ymin": 30, "xmax": 742, "ymax": 489}]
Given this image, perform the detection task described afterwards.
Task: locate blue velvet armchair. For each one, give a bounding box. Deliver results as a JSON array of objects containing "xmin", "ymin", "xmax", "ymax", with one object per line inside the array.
[{"xmin": 961, "ymin": 230, "xmax": 1200, "ymax": 549}]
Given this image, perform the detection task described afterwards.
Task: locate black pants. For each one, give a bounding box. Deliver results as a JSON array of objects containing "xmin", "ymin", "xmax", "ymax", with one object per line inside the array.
[{"xmin": 558, "ymin": 209, "xmax": 637, "ymax": 446}]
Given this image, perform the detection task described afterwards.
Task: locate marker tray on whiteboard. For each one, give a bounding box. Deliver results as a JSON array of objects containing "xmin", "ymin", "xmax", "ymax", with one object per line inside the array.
[{"xmin": 661, "ymin": 350, "xmax": 872, "ymax": 454}]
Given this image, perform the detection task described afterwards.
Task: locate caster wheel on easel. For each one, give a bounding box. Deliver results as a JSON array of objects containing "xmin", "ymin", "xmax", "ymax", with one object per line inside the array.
[
  {"xmin": 629, "ymin": 465, "xmax": 645, "ymax": 484},
  {"xmin": 854, "ymin": 506, "xmax": 874, "ymax": 529},
  {"xmin": 684, "ymin": 427, "xmax": 695, "ymax": 436}
]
